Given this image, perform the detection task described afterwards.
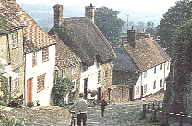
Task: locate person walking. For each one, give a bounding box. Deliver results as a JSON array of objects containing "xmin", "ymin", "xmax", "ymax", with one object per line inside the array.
[
  {"xmin": 69, "ymin": 93, "xmax": 87, "ymax": 126},
  {"xmin": 99, "ymin": 97, "xmax": 107, "ymax": 117}
]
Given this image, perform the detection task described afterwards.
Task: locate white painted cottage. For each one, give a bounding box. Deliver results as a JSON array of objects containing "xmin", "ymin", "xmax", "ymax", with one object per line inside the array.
[
  {"xmin": 13, "ymin": 4, "xmax": 57, "ymax": 106},
  {"xmin": 123, "ymin": 29, "xmax": 171, "ymax": 99}
]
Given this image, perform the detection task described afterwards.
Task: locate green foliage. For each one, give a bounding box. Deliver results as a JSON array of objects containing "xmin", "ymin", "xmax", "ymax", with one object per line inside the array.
[
  {"xmin": 0, "ymin": 116, "xmax": 28, "ymax": 126},
  {"xmin": 95, "ymin": 6, "xmax": 124, "ymax": 43},
  {"xmin": 158, "ymin": 0, "xmax": 191, "ymax": 55},
  {"xmin": 0, "ymin": 17, "xmax": 7, "ymax": 26},
  {"xmin": 52, "ymin": 78, "xmax": 74, "ymax": 106}
]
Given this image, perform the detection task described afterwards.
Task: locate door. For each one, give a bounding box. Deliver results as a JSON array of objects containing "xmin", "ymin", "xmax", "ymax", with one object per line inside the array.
[
  {"xmin": 27, "ymin": 78, "xmax": 32, "ymax": 103},
  {"xmin": 84, "ymin": 78, "xmax": 88, "ymax": 99}
]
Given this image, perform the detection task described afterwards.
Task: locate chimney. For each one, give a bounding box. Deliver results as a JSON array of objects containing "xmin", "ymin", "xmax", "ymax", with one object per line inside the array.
[
  {"xmin": 53, "ymin": 4, "xmax": 63, "ymax": 29},
  {"xmin": 127, "ymin": 26, "xmax": 136, "ymax": 48},
  {"xmin": 85, "ymin": 3, "xmax": 95, "ymax": 23}
]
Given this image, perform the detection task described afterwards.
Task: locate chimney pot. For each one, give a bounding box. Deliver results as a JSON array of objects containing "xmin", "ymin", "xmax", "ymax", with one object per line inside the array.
[
  {"xmin": 85, "ymin": 4, "xmax": 95, "ymax": 23},
  {"xmin": 53, "ymin": 4, "xmax": 63, "ymax": 28}
]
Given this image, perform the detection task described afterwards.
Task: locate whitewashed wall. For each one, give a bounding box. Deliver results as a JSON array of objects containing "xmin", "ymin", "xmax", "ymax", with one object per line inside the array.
[
  {"xmin": 79, "ymin": 57, "xmax": 101, "ymax": 94},
  {"xmin": 134, "ymin": 60, "xmax": 171, "ymax": 99},
  {"xmin": 25, "ymin": 45, "xmax": 55, "ymax": 106}
]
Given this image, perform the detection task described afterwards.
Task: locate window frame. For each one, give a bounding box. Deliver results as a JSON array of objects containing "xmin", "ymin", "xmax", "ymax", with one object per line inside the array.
[
  {"xmin": 37, "ymin": 73, "xmax": 46, "ymax": 93},
  {"xmin": 154, "ymin": 66, "xmax": 156, "ymax": 74},
  {"xmin": 153, "ymin": 80, "xmax": 156, "ymax": 90},
  {"xmin": 42, "ymin": 47, "xmax": 49, "ymax": 62},
  {"xmin": 32, "ymin": 51, "xmax": 37, "ymax": 67},
  {"xmin": 12, "ymin": 31, "xmax": 18, "ymax": 48}
]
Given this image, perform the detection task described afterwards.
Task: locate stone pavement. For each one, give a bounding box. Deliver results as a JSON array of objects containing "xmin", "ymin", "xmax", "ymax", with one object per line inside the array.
[{"xmin": 1, "ymin": 92, "xmax": 166, "ymax": 125}]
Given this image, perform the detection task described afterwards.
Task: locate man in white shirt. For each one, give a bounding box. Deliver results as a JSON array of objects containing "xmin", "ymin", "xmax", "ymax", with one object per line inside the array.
[{"xmin": 69, "ymin": 93, "xmax": 87, "ymax": 126}]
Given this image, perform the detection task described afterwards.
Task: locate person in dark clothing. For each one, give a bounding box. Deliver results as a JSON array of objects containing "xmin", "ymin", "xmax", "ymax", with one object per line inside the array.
[{"xmin": 99, "ymin": 97, "xmax": 107, "ymax": 117}]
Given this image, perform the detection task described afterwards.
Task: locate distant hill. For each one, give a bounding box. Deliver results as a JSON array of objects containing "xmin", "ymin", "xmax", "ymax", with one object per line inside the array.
[{"xmin": 19, "ymin": 3, "xmax": 162, "ymax": 33}]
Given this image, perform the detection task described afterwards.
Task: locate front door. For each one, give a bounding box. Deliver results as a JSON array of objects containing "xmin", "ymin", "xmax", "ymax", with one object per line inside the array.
[
  {"xmin": 27, "ymin": 78, "xmax": 32, "ymax": 103},
  {"xmin": 84, "ymin": 78, "xmax": 88, "ymax": 99}
]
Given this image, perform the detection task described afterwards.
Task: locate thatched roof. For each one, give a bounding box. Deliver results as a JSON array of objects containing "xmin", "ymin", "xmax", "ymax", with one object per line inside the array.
[{"xmin": 49, "ymin": 17, "xmax": 115, "ymax": 66}]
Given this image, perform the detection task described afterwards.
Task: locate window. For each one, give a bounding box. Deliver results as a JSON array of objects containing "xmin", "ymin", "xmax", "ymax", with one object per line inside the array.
[
  {"xmin": 72, "ymin": 80, "xmax": 76, "ymax": 90},
  {"xmin": 105, "ymin": 69, "xmax": 108, "ymax": 78},
  {"xmin": 136, "ymin": 86, "xmax": 139, "ymax": 95},
  {"xmin": 160, "ymin": 79, "xmax": 162, "ymax": 88},
  {"xmin": 167, "ymin": 62, "xmax": 169, "ymax": 70},
  {"xmin": 98, "ymin": 70, "xmax": 101, "ymax": 83},
  {"xmin": 37, "ymin": 73, "xmax": 46, "ymax": 92},
  {"xmin": 83, "ymin": 65, "xmax": 88, "ymax": 72},
  {"xmin": 153, "ymin": 80, "xmax": 156, "ymax": 89},
  {"xmin": 11, "ymin": 77, "xmax": 18, "ymax": 92},
  {"xmin": 144, "ymin": 84, "xmax": 147, "ymax": 94},
  {"xmin": 32, "ymin": 51, "xmax": 37, "ymax": 67},
  {"xmin": 144, "ymin": 70, "xmax": 147, "ymax": 78},
  {"xmin": 160, "ymin": 64, "xmax": 162, "ymax": 70},
  {"xmin": 42, "ymin": 47, "xmax": 49, "ymax": 62},
  {"xmin": 72, "ymin": 65, "xmax": 76, "ymax": 74},
  {"xmin": 62, "ymin": 69, "xmax": 65, "ymax": 78},
  {"xmin": 154, "ymin": 66, "xmax": 156, "ymax": 74},
  {"xmin": 12, "ymin": 31, "xmax": 18, "ymax": 48}
]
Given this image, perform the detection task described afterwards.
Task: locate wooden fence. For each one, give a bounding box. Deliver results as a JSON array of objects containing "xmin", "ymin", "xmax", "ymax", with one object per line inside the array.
[{"xmin": 141, "ymin": 100, "xmax": 192, "ymax": 125}]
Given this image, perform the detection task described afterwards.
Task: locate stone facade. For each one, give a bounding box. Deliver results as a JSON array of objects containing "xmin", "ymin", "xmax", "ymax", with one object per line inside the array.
[{"xmin": 0, "ymin": 28, "xmax": 25, "ymax": 98}]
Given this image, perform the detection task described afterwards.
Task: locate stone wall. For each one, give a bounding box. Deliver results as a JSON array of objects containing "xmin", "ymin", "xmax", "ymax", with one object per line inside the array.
[{"xmin": 110, "ymin": 85, "xmax": 130, "ymax": 103}]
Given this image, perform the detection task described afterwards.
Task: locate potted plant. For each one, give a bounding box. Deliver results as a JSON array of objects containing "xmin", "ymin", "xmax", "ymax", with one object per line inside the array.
[{"xmin": 27, "ymin": 101, "xmax": 34, "ymax": 108}]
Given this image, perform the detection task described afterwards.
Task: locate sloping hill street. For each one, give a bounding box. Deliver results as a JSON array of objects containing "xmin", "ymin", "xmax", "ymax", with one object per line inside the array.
[{"xmin": 2, "ymin": 92, "xmax": 164, "ymax": 126}]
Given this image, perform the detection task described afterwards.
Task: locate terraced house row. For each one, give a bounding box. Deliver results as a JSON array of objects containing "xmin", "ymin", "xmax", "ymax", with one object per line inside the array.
[
  {"xmin": 0, "ymin": 0, "xmax": 115, "ymax": 106},
  {"xmin": 0, "ymin": 0, "xmax": 171, "ymax": 106}
]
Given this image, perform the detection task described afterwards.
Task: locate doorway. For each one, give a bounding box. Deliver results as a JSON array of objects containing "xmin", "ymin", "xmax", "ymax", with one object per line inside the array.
[
  {"xmin": 84, "ymin": 78, "xmax": 88, "ymax": 99},
  {"xmin": 27, "ymin": 78, "xmax": 32, "ymax": 103}
]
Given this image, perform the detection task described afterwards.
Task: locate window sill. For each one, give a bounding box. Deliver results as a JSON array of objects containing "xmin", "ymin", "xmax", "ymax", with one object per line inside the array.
[
  {"xmin": 42, "ymin": 59, "xmax": 49, "ymax": 63},
  {"xmin": 32, "ymin": 64, "xmax": 38, "ymax": 67},
  {"xmin": 12, "ymin": 46, "xmax": 18, "ymax": 49},
  {"xmin": 37, "ymin": 87, "xmax": 45, "ymax": 93}
]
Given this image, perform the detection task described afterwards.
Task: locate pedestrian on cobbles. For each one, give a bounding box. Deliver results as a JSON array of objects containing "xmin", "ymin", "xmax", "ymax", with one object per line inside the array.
[
  {"xmin": 69, "ymin": 93, "xmax": 87, "ymax": 126},
  {"xmin": 99, "ymin": 97, "xmax": 107, "ymax": 117}
]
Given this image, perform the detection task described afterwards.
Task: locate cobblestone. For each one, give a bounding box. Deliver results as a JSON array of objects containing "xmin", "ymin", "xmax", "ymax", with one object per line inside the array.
[{"xmin": 2, "ymin": 92, "xmax": 164, "ymax": 125}]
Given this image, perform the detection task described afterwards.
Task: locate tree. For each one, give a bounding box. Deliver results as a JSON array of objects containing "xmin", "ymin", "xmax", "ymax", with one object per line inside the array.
[
  {"xmin": 95, "ymin": 6, "xmax": 124, "ymax": 43},
  {"xmin": 172, "ymin": 20, "xmax": 192, "ymax": 107},
  {"xmin": 51, "ymin": 78, "xmax": 74, "ymax": 106},
  {"xmin": 158, "ymin": 0, "xmax": 191, "ymax": 56}
]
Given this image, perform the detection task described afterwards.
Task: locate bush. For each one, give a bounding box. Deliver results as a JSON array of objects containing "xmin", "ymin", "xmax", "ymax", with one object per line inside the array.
[{"xmin": 52, "ymin": 78, "xmax": 74, "ymax": 107}]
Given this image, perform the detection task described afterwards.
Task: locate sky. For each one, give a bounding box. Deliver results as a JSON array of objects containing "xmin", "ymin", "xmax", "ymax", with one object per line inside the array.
[
  {"xmin": 16, "ymin": 0, "xmax": 179, "ymax": 27},
  {"xmin": 17, "ymin": 0, "xmax": 178, "ymax": 14}
]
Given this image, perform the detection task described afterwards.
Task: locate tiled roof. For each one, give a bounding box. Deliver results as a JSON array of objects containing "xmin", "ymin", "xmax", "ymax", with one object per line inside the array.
[
  {"xmin": 49, "ymin": 17, "xmax": 115, "ymax": 66},
  {"xmin": 0, "ymin": 1, "xmax": 56, "ymax": 53},
  {"xmin": 123, "ymin": 39, "xmax": 171, "ymax": 72},
  {"xmin": 51, "ymin": 35, "xmax": 81, "ymax": 68}
]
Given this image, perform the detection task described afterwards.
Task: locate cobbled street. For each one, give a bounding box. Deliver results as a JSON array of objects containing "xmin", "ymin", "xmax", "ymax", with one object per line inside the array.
[{"xmin": 2, "ymin": 92, "xmax": 164, "ymax": 126}]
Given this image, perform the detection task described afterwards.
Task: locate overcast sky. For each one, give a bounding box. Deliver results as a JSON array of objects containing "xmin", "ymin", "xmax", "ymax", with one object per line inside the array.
[
  {"xmin": 17, "ymin": 0, "xmax": 178, "ymax": 14},
  {"xmin": 16, "ymin": 0, "xmax": 179, "ymax": 27}
]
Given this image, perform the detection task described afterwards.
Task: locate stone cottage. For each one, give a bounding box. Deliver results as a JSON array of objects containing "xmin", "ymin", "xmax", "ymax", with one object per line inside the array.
[
  {"xmin": 0, "ymin": 0, "xmax": 58, "ymax": 106},
  {"xmin": 49, "ymin": 4, "xmax": 115, "ymax": 101},
  {"xmin": 0, "ymin": 0, "xmax": 25, "ymax": 98}
]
